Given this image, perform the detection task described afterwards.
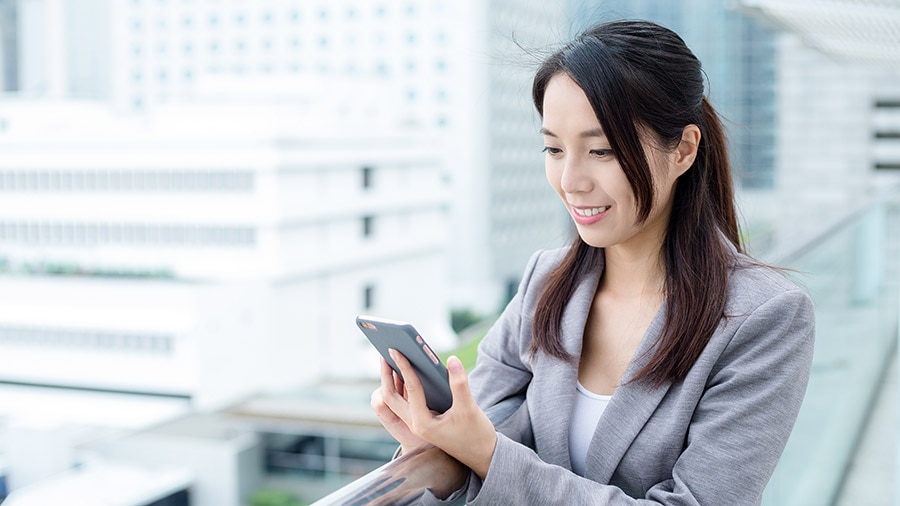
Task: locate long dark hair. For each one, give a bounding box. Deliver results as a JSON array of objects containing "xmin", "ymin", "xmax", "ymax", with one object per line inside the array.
[{"xmin": 530, "ymin": 20, "xmax": 743, "ymax": 388}]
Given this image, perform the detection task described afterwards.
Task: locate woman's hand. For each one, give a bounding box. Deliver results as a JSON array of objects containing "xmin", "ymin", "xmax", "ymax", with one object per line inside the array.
[
  {"xmin": 371, "ymin": 357, "xmax": 429, "ymax": 454},
  {"xmin": 382, "ymin": 349, "xmax": 498, "ymax": 480}
]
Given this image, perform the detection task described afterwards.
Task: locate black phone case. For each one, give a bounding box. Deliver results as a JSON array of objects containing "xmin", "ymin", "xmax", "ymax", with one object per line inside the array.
[{"xmin": 356, "ymin": 315, "xmax": 453, "ymax": 413}]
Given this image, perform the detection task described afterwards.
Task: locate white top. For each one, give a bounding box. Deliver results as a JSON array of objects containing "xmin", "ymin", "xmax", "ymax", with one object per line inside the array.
[{"xmin": 568, "ymin": 381, "xmax": 613, "ymax": 476}]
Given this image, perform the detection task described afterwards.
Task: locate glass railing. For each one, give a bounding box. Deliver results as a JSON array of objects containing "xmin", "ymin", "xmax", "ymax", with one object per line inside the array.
[
  {"xmin": 762, "ymin": 191, "xmax": 900, "ymax": 506},
  {"xmin": 312, "ymin": 190, "xmax": 900, "ymax": 505}
]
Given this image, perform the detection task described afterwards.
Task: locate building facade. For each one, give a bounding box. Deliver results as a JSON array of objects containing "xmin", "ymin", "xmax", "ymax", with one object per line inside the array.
[
  {"xmin": 11, "ymin": 0, "xmax": 568, "ymax": 314},
  {"xmin": 0, "ymin": 99, "xmax": 452, "ymax": 407}
]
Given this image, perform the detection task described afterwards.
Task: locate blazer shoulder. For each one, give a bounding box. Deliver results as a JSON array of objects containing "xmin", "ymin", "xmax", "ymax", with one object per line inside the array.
[
  {"xmin": 520, "ymin": 247, "xmax": 568, "ymax": 287},
  {"xmin": 726, "ymin": 254, "xmax": 813, "ymax": 315},
  {"xmin": 529, "ymin": 246, "xmax": 569, "ymax": 271}
]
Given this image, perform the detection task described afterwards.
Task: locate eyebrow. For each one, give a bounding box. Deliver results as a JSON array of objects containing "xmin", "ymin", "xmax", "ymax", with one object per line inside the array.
[{"xmin": 540, "ymin": 127, "xmax": 606, "ymax": 139}]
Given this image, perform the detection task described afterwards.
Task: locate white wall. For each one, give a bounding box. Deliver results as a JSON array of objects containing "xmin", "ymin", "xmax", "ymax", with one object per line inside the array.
[
  {"xmin": 3, "ymin": 422, "xmax": 73, "ymax": 490},
  {"xmin": 0, "ymin": 277, "xmax": 198, "ymax": 395},
  {"xmin": 772, "ymin": 33, "xmax": 877, "ymax": 257},
  {"xmin": 100, "ymin": 427, "xmax": 259, "ymax": 506}
]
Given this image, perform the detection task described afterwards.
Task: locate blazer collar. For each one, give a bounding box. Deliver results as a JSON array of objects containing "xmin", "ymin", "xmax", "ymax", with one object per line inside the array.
[
  {"xmin": 529, "ymin": 251, "xmax": 602, "ymax": 468},
  {"xmin": 584, "ymin": 305, "xmax": 670, "ymax": 482},
  {"xmin": 528, "ymin": 250, "xmax": 672, "ymax": 481}
]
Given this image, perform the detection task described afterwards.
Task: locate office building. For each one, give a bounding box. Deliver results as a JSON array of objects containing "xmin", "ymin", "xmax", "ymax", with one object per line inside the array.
[
  {"xmin": 0, "ymin": 0, "xmax": 16, "ymax": 92},
  {"xmin": 0, "ymin": 96, "xmax": 452, "ymax": 406},
  {"xmin": 11, "ymin": 0, "xmax": 568, "ymax": 314}
]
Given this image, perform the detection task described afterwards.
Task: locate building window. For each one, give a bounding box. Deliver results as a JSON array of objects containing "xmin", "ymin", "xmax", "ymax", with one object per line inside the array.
[
  {"xmin": 0, "ymin": 220, "xmax": 256, "ymax": 247},
  {"xmin": 0, "ymin": 325, "xmax": 173, "ymax": 354},
  {"xmin": 361, "ymin": 166, "xmax": 373, "ymax": 189},
  {"xmin": 364, "ymin": 285, "xmax": 375, "ymax": 310},
  {"xmin": 362, "ymin": 215, "xmax": 374, "ymax": 237},
  {"xmin": 0, "ymin": 170, "xmax": 255, "ymax": 193}
]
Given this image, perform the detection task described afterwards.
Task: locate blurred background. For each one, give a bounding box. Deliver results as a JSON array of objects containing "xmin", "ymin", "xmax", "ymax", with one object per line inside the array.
[{"xmin": 0, "ymin": 0, "xmax": 898, "ymax": 504}]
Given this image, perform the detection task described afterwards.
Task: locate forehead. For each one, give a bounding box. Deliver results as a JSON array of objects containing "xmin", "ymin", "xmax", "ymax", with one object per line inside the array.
[{"xmin": 542, "ymin": 74, "xmax": 603, "ymax": 130}]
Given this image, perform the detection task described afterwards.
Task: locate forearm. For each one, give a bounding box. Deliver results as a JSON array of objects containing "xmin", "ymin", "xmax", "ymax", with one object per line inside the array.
[{"xmin": 468, "ymin": 434, "xmax": 661, "ymax": 505}]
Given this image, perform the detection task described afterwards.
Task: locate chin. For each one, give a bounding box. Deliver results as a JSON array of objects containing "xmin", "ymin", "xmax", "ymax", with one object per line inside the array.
[{"xmin": 575, "ymin": 233, "xmax": 612, "ymax": 249}]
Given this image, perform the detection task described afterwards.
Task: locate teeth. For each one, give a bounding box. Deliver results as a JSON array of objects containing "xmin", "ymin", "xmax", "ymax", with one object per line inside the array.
[{"xmin": 574, "ymin": 206, "xmax": 609, "ymax": 217}]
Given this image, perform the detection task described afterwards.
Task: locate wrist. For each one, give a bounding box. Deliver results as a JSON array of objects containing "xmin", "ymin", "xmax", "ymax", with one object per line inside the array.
[{"xmin": 469, "ymin": 430, "xmax": 497, "ymax": 480}]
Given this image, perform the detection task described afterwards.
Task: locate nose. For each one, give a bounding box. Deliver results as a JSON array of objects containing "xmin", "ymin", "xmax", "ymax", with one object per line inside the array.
[{"xmin": 559, "ymin": 155, "xmax": 593, "ymax": 195}]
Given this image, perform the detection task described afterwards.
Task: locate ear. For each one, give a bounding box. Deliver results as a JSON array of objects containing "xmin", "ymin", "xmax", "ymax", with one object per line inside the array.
[{"xmin": 671, "ymin": 124, "xmax": 701, "ymax": 178}]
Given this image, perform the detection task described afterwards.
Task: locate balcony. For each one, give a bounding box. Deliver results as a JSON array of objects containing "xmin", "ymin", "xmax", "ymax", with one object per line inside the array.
[{"xmin": 310, "ymin": 188, "xmax": 900, "ymax": 505}]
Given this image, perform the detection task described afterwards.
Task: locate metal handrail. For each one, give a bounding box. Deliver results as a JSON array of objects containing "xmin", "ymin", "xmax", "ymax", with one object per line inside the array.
[
  {"xmin": 772, "ymin": 185, "xmax": 900, "ymax": 265},
  {"xmin": 310, "ymin": 395, "xmax": 525, "ymax": 505}
]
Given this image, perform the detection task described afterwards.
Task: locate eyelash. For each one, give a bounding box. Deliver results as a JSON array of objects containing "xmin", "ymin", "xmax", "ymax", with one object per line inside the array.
[{"xmin": 541, "ymin": 147, "xmax": 613, "ymax": 158}]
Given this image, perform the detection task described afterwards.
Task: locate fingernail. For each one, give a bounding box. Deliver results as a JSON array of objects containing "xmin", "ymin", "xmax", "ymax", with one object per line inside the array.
[
  {"xmin": 448, "ymin": 355, "xmax": 463, "ymax": 374},
  {"xmin": 388, "ymin": 348, "xmax": 398, "ymax": 360}
]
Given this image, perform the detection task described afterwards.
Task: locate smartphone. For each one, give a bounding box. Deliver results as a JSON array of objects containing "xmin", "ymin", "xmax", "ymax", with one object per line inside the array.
[{"xmin": 356, "ymin": 315, "xmax": 453, "ymax": 413}]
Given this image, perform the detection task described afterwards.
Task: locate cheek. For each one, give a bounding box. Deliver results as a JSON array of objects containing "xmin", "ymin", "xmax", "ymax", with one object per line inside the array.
[{"xmin": 607, "ymin": 173, "xmax": 636, "ymax": 207}]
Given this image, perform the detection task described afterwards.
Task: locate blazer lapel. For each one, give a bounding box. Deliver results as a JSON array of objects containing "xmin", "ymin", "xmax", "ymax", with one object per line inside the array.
[
  {"xmin": 584, "ymin": 304, "xmax": 671, "ymax": 483},
  {"xmin": 529, "ymin": 252, "xmax": 604, "ymax": 469}
]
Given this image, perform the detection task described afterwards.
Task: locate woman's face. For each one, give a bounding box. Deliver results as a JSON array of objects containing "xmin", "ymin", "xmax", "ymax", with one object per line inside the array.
[{"xmin": 541, "ymin": 73, "xmax": 683, "ymax": 252}]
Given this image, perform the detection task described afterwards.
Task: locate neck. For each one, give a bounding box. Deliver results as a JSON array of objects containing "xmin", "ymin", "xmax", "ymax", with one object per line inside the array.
[{"xmin": 601, "ymin": 239, "xmax": 666, "ymax": 300}]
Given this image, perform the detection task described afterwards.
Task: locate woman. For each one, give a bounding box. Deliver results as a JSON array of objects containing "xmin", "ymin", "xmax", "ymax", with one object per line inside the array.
[{"xmin": 372, "ymin": 20, "xmax": 814, "ymax": 505}]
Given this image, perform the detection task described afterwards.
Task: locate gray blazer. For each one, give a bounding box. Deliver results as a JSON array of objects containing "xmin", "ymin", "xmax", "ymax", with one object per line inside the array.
[{"xmin": 450, "ymin": 247, "xmax": 815, "ymax": 505}]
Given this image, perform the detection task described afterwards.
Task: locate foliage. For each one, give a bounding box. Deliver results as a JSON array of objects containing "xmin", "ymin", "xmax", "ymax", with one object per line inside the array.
[
  {"xmin": 249, "ymin": 489, "xmax": 305, "ymax": 506},
  {"xmin": 450, "ymin": 309, "xmax": 483, "ymax": 333},
  {"xmin": 439, "ymin": 328, "xmax": 486, "ymax": 370}
]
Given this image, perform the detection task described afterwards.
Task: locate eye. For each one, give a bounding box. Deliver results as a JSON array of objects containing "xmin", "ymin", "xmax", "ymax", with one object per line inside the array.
[
  {"xmin": 542, "ymin": 146, "xmax": 562, "ymax": 156},
  {"xmin": 590, "ymin": 149, "xmax": 614, "ymax": 158}
]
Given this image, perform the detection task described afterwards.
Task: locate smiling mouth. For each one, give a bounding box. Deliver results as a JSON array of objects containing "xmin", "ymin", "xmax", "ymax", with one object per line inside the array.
[{"xmin": 573, "ymin": 206, "xmax": 610, "ymax": 217}]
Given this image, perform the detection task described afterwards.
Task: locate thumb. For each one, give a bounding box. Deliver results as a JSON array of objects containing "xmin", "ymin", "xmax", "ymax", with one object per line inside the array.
[{"xmin": 446, "ymin": 355, "xmax": 472, "ymax": 403}]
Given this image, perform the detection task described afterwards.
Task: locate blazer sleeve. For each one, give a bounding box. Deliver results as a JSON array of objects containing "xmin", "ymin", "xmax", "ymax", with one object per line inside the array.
[
  {"xmin": 467, "ymin": 249, "xmax": 543, "ymax": 416},
  {"xmin": 464, "ymin": 287, "xmax": 816, "ymax": 505},
  {"xmin": 407, "ymin": 251, "xmax": 547, "ymax": 505}
]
